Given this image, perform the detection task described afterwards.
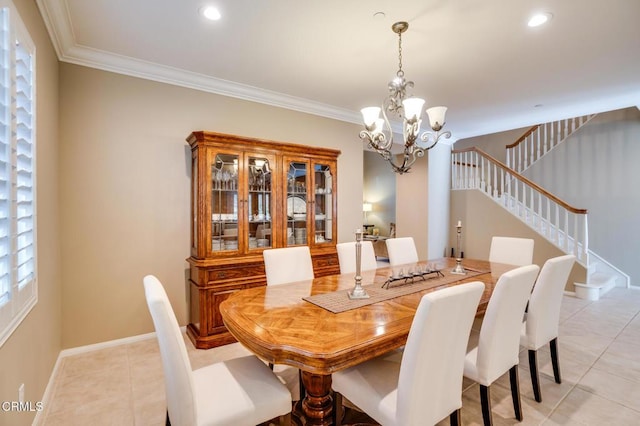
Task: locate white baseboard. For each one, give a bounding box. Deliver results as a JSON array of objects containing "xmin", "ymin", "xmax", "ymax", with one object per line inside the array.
[
  {"xmin": 59, "ymin": 326, "xmax": 185, "ymax": 357},
  {"xmin": 32, "ymin": 354, "xmax": 62, "ymax": 426}
]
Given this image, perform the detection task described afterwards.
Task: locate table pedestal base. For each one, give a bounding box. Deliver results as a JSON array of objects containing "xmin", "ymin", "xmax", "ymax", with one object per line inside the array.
[{"xmin": 293, "ymin": 372, "xmax": 333, "ymax": 425}]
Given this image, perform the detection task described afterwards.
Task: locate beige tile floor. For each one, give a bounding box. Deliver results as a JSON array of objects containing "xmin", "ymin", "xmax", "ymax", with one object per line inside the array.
[{"xmin": 38, "ymin": 287, "xmax": 640, "ymax": 425}]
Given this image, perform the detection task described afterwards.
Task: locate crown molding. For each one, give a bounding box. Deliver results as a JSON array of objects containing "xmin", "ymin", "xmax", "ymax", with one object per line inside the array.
[{"xmin": 36, "ymin": 0, "xmax": 362, "ymax": 126}]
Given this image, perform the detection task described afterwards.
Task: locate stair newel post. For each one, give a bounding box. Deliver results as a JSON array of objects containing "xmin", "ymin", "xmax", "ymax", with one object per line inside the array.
[
  {"xmin": 564, "ymin": 209, "xmax": 570, "ymax": 252},
  {"xmin": 583, "ymin": 214, "xmax": 589, "ymax": 262}
]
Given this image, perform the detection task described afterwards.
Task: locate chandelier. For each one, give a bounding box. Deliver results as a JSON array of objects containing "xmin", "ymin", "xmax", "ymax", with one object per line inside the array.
[{"xmin": 359, "ymin": 21, "xmax": 450, "ymax": 174}]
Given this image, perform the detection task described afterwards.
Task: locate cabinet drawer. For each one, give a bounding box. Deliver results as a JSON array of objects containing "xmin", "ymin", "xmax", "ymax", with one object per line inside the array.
[
  {"xmin": 206, "ymin": 264, "xmax": 265, "ymax": 283},
  {"xmin": 312, "ymin": 252, "xmax": 340, "ymax": 277},
  {"xmin": 313, "ymin": 254, "xmax": 339, "ymax": 269}
]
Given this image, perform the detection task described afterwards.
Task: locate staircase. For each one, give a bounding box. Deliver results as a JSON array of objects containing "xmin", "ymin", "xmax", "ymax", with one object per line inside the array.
[
  {"xmin": 505, "ymin": 114, "xmax": 596, "ymax": 174},
  {"xmin": 452, "ymin": 138, "xmax": 630, "ymax": 299}
]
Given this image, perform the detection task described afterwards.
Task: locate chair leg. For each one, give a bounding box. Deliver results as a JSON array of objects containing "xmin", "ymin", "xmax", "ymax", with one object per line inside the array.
[
  {"xmin": 450, "ymin": 408, "xmax": 461, "ymax": 426},
  {"xmin": 165, "ymin": 409, "xmax": 171, "ymax": 426},
  {"xmin": 550, "ymin": 338, "xmax": 562, "ymax": 384},
  {"xmin": 479, "ymin": 385, "xmax": 493, "ymax": 426},
  {"xmin": 509, "ymin": 365, "xmax": 523, "ymax": 421},
  {"xmin": 334, "ymin": 392, "xmax": 344, "ymax": 426},
  {"xmin": 269, "ymin": 362, "xmax": 274, "ymax": 370},
  {"xmin": 528, "ymin": 349, "xmax": 542, "ymax": 403}
]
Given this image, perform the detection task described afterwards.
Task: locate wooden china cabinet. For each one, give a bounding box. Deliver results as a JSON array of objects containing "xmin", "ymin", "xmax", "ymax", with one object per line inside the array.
[{"xmin": 186, "ymin": 131, "xmax": 341, "ymax": 349}]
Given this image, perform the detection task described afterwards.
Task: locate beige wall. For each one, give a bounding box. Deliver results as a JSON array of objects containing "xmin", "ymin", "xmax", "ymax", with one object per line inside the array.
[
  {"xmin": 0, "ymin": 0, "xmax": 61, "ymax": 425},
  {"xmin": 454, "ymin": 126, "xmax": 528, "ymax": 163},
  {"xmin": 396, "ymin": 159, "xmax": 429, "ymax": 259},
  {"xmin": 363, "ymin": 151, "xmax": 396, "ymax": 236},
  {"xmin": 59, "ymin": 63, "xmax": 364, "ymax": 348}
]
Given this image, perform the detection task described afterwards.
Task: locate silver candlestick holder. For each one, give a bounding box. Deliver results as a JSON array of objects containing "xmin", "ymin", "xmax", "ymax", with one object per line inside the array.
[
  {"xmin": 451, "ymin": 223, "xmax": 467, "ymax": 275},
  {"xmin": 348, "ymin": 229, "xmax": 370, "ymax": 299}
]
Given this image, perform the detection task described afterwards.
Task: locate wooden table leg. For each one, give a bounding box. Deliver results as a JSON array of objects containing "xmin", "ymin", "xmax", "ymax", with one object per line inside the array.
[{"xmin": 293, "ymin": 371, "xmax": 333, "ymax": 425}]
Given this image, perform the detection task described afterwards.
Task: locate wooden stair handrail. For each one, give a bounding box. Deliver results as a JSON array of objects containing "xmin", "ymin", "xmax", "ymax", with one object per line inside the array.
[
  {"xmin": 452, "ymin": 146, "xmax": 588, "ymax": 215},
  {"xmin": 505, "ymin": 125, "xmax": 539, "ymax": 149}
]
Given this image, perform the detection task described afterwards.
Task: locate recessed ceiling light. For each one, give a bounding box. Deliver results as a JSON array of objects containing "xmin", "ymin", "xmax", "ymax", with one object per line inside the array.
[
  {"xmin": 528, "ymin": 12, "xmax": 552, "ymax": 27},
  {"xmin": 201, "ymin": 6, "xmax": 221, "ymax": 21},
  {"xmin": 373, "ymin": 12, "xmax": 386, "ymax": 20}
]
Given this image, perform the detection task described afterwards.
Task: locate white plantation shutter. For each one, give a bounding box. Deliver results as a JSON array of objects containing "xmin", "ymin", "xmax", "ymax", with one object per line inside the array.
[
  {"xmin": 0, "ymin": 0, "xmax": 36, "ymax": 348},
  {"xmin": 0, "ymin": 8, "xmax": 9, "ymax": 308},
  {"xmin": 14, "ymin": 37, "xmax": 34, "ymax": 289}
]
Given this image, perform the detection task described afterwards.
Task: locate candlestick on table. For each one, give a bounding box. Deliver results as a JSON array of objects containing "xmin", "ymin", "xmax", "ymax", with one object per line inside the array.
[
  {"xmin": 451, "ymin": 222, "xmax": 467, "ymax": 275},
  {"xmin": 348, "ymin": 229, "xmax": 370, "ymax": 299}
]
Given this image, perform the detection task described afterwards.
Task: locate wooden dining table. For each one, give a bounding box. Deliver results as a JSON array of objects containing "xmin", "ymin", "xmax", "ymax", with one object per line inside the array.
[{"xmin": 219, "ymin": 257, "xmax": 517, "ymax": 426}]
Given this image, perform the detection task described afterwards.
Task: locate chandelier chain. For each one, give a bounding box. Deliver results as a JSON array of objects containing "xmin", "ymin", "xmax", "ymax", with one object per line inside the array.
[{"xmin": 397, "ymin": 31, "xmax": 404, "ymax": 78}]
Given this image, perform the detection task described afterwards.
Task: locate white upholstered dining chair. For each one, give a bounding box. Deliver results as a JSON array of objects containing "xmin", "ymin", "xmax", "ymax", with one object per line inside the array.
[
  {"xmin": 463, "ymin": 264, "xmax": 539, "ymax": 426},
  {"xmin": 263, "ymin": 246, "xmax": 314, "ymax": 399},
  {"xmin": 142, "ymin": 275, "xmax": 292, "ymax": 426},
  {"xmin": 336, "ymin": 241, "xmax": 378, "ymax": 274},
  {"xmin": 263, "ymin": 246, "xmax": 315, "ymax": 286},
  {"xmin": 521, "ymin": 254, "xmax": 576, "ymax": 402},
  {"xmin": 332, "ymin": 281, "xmax": 485, "ymax": 426},
  {"xmin": 385, "ymin": 237, "xmax": 419, "ymax": 266},
  {"xmin": 488, "ymin": 236, "xmax": 534, "ymax": 266}
]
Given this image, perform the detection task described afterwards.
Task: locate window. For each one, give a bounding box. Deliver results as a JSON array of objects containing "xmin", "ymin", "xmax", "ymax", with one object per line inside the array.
[{"xmin": 0, "ymin": 0, "xmax": 36, "ymax": 348}]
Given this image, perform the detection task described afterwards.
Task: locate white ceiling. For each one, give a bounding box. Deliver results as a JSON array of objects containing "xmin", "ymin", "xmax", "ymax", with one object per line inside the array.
[{"xmin": 37, "ymin": 0, "xmax": 640, "ymax": 140}]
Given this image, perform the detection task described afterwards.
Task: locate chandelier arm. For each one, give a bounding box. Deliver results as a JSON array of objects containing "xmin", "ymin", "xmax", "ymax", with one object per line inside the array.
[
  {"xmin": 380, "ymin": 102, "xmax": 395, "ymax": 148},
  {"xmin": 420, "ymin": 130, "xmax": 452, "ymax": 151}
]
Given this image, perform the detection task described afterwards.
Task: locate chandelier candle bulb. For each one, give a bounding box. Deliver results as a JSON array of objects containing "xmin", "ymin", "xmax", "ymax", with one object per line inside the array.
[
  {"xmin": 361, "ymin": 107, "xmax": 382, "ymax": 127},
  {"xmin": 426, "ymin": 106, "xmax": 447, "ymax": 131},
  {"xmin": 402, "ymin": 98, "xmax": 425, "ymax": 121}
]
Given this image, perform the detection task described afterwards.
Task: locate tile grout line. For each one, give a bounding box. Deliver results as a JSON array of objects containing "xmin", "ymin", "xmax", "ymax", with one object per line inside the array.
[
  {"xmin": 543, "ymin": 296, "xmax": 607, "ymax": 423},
  {"xmin": 548, "ymin": 292, "xmax": 640, "ymax": 420},
  {"xmin": 568, "ymin": 305, "xmax": 640, "ymax": 415}
]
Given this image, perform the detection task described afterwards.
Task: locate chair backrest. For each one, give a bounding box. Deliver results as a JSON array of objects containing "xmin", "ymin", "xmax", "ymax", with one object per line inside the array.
[
  {"xmin": 489, "ymin": 236, "xmax": 535, "ymax": 266},
  {"xmin": 397, "ymin": 282, "xmax": 485, "ymax": 425},
  {"xmin": 143, "ymin": 275, "xmax": 197, "ymax": 426},
  {"xmin": 475, "ymin": 264, "xmax": 540, "ymax": 384},
  {"xmin": 524, "ymin": 254, "xmax": 576, "ymax": 350},
  {"xmin": 386, "ymin": 237, "xmax": 419, "ymax": 266},
  {"xmin": 336, "ymin": 241, "xmax": 378, "ymax": 274},
  {"xmin": 263, "ymin": 246, "xmax": 314, "ymax": 286}
]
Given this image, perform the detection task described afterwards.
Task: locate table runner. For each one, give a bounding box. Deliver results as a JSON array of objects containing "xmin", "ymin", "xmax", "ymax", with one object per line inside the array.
[{"xmin": 303, "ymin": 267, "xmax": 489, "ymax": 313}]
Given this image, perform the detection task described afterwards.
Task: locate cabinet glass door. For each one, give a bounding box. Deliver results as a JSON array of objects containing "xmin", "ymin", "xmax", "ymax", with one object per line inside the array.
[
  {"xmin": 286, "ymin": 161, "xmax": 308, "ymax": 246},
  {"xmin": 247, "ymin": 156, "xmax": 273, "ymax": 250},
  {"xmin": 313, "ymin": 163, "xmax": 334, "ymax": 244},
  {"xmin": 211, "ymin": 153, "xmax": 239, "ymax": 253}
]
